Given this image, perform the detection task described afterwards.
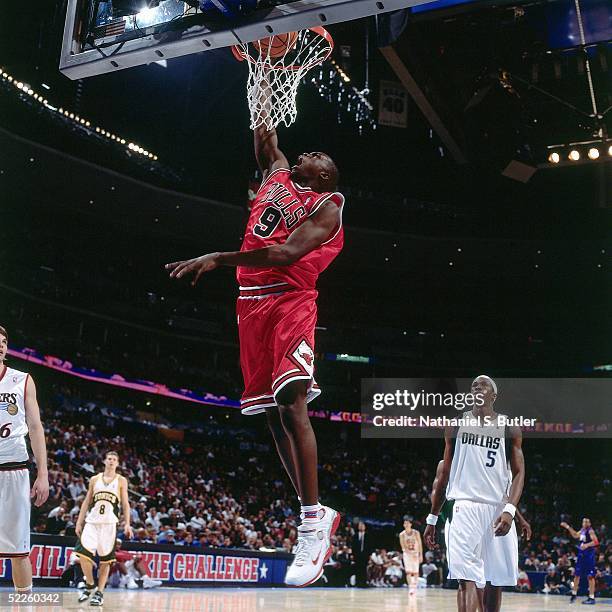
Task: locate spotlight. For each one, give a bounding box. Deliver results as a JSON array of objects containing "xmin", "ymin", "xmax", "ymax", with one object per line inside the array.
[
  {"xmin": 588, "ymin": 148, "xmax": 599, "ymax": 160},
  {"xmin": 548, "ymin": 152, "xmax": 560, "ymax": 164},
  {"xmin": 568, "ymin": 150, "xmax": 580, "ymax": 161},
  {"xmin": 153, "ymin": 155, "xmax": 158, "ymax": 161},
  {"xmin": 608, "ymin": 145, "xmax": 612, "ymax": 157}
]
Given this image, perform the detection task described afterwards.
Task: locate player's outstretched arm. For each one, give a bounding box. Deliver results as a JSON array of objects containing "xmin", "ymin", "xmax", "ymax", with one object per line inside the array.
[
  {"xmin": 494, "ymin": 425, "xmax": 525, "ymax": 536},
  {"xmin": 166, "ymin": 200, "xmax": 340, "ymax": 285},
  {"xmin": 560, "ymin": 522, "xmax": 580, "ymax": 539},
  {"xmin": 24, "ymin": 376, "xmax": 49, "ymax": 507}
]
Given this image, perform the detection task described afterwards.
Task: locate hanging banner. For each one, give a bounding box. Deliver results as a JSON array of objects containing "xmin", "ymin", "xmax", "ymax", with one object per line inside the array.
[{"xmin": 378, "ymin": 80, "xmax": 408, "ymax": 128}]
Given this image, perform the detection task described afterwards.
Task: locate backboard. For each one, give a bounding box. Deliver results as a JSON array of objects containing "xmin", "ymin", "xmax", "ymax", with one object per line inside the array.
[{"xmin": 59, "ymin": 0, "xmax": 429, "ymax": 79}]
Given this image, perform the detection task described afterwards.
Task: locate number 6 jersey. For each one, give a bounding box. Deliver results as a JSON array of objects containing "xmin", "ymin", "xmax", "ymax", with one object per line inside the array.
[
  {"xmin": 0, "ymin": 366, "xmax": 29, "ymax": 464},
  {"xmin": 446, "ymin": 412, "xmax": 511, "ymax": 505},
  {"xmin": 237, "ymin": 168, "xmax": 344, "ymax": 293}
]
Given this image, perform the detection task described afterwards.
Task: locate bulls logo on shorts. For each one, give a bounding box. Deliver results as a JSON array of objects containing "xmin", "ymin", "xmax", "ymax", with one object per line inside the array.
[{"xmin": 292, "ymin": 340, "xmax": 315, "ymax": 376}]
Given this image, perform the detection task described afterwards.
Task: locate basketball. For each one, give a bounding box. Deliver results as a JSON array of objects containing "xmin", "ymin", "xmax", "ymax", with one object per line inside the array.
[{"xmin": 255, "ymin": 31, "xmax": 299, "ymax": 58}]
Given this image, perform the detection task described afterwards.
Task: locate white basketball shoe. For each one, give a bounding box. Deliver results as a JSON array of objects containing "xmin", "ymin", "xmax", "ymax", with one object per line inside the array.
[{"xmin": 285, "ymin": 505, "xmax": 341, "ymax": 587}]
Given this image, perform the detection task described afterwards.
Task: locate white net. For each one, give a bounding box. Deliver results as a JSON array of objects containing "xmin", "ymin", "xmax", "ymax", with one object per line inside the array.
[{"xmin": 233, "ymin": 27, "xmax": 333, "ymax": 130}]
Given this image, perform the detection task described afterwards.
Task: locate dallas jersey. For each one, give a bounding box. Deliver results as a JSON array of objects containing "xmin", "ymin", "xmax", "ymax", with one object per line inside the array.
[
  {"xmin": 446, "ymin": 412, "xmax": 510, "ymax": 505},
  {"xmin": 86, "ymin": 474, "xmax": 121, "ymax": 524},
  {"xmin": 0, "ymin": 366, "xmax": 29, "ymax": 464},
  {"xmin": 237, "ymin": 168, "xmax": 344, "ymax": 292}
]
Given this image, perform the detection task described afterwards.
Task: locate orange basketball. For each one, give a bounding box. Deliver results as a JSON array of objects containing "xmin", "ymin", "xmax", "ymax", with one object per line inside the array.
[{"xmin": 255, "ymin": 31, "xmax": 299, "ymax": 58}]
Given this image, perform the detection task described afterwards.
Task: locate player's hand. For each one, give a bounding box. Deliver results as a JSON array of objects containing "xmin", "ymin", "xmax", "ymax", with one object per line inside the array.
[
  {"xmin": 165, "ymin": 253, "xmax": 220, "ymax": 286},
  {"xmin": 518, "ymin": 517, "xmax": 532, "ymax": 540},
  {"xmin": 30, "ymin": 475, "xmax": 49, "ymax": 507},
  {"xmin": 560, "ymin": 521, "xmax": 569, "ymax": 530},
  {"xmin": 494, "ymin": 512, "xmax": 513, "ymax": 536},
  {"xmin": 424, "ymin": 525, "xmax": 437, "ymax": 549},
  {"xmin": 124, "ymin": 525, "xmax": 134, "ymax": 539},
  {"xmin": 579, "ymin": 543, "xmax": 588, "ymax": 551},
  {"xmin": 75, "ymin": 522, "xmax": 83, "ymax": 537}
]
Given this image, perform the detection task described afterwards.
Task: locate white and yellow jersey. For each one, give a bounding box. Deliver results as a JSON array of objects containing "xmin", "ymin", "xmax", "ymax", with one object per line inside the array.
[
  {"xmin": 86, "ymin": 473, "xmax": 121, "ymax": 524},
  {"xmin": 0, "ymin": 366, "xmax": 29, "ymax": 464}
]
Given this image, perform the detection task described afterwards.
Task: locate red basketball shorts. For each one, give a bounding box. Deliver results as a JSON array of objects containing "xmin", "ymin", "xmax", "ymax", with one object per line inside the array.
[{"xmin": 237, "ymin": 288, "xmax": 321, "ymax": 415}]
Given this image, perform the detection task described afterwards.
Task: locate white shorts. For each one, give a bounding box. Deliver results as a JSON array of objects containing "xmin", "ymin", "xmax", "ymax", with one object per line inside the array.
[
  {"xmin": 403, "ymin": 553, "xmax": 420, "ymax": 575},
  {"xmin": 0, "ymin": 467, "xmax": 31, "ymax": 558},
  {"xmin": 446, "ymin": 499, "xmax": 518, "ymax": 588},
  {"xmin": 75, "ymin": 522, "xmax": 117, "ymax": 564}
]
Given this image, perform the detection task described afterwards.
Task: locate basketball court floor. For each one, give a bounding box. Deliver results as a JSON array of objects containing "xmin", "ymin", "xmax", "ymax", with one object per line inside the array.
[{"xmin": 1, "ymin": 587, "xmax": 609, "ymax": 611}]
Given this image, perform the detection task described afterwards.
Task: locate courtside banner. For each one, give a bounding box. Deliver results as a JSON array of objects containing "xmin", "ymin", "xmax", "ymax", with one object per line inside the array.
[
  {"xmin": 361, "ymin": 378, "xmax": 612, "ymax": 438},
  {"xmin": 0, "ymin": 536, "xmax": 291, "ymax": 587}
]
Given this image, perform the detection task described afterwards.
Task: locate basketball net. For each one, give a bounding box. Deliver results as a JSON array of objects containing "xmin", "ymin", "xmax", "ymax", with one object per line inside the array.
[{"xmin": 232, "ymin": 27, "xmax": 333, "ymax": 130}]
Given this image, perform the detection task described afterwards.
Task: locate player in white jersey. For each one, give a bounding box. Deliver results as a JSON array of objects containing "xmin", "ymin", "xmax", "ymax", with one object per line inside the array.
[
  {"xmin": 423, "ymin": 375, "xmax": 525, "ymax": 612},
  {"xmin": 0, "ymin": 326, "xmax": 49, "ymax": 593},
  {"xmin": 427, "ymin": 459, "xmax": 532, "ymax": 611},
  {"xmin": 75, "ymin": 451, "xmax": 133, "ymax": 607},
  {"xmin": 399, "ymin": 515, "xmax": 423, "ymax": 595}
]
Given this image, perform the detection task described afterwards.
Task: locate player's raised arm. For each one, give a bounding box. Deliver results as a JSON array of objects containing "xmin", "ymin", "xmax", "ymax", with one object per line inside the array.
[
  {"xmin": 253, "ymin": 72, "xmax": 288, "ymax": 177},
  {"xmin": 494, "ymin": 425, "xmax": 525, "ymax": 536},
  {"xmin": 560, "ymin": 522, "xmax": 580, "ymax": 539},
  {"xmin": 24, "ymin": 376, "xmax": 49, "ymax": 507},
  {"xmin": 254, "ymin": 125, "xmax": 289, "ymax": 178},
  {"xmin": 166, "ymin": 200, "xmax": 340, "ymax": 284}
]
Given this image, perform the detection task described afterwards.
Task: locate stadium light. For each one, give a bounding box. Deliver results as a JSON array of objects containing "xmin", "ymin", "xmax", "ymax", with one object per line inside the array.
[
  {"xmin": 587, "ymin": 148, "xmax": 599, "ymax": 160},
  {"xmin": 568, "ymin": 150, "xmax": 580, "ymax": 161}
]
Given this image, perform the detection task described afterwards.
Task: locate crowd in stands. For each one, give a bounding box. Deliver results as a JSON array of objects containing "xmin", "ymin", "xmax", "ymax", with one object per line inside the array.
[{"xmin": 24, "ymin": 381, "xmax": 611, "ymax": 593}]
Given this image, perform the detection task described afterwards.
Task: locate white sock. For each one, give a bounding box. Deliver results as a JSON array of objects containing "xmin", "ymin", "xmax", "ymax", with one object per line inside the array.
[
  {"xmin": 301, "ymin": 503, "xmax": 322, "ymax": 522},
  {"xmin": 15, "ymin": 585, "xmax": 32, "ymax": 593}
]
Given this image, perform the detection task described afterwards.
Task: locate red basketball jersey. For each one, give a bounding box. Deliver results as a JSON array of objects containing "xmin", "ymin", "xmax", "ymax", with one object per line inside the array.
[{"xmin": 237, "ymin": 168, "xmax": 344, "ymax": 291}]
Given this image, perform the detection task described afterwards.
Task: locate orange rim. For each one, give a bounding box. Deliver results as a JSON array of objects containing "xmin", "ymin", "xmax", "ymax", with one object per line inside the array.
[{"xmin": 230, "ymin": 26, "xmax": 333, "ymax": 71}]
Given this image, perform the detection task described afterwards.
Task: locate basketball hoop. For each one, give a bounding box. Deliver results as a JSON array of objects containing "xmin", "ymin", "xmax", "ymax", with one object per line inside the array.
[{"xmin": 232, "ymin": 27, "xmax": 334, "ymax": 130}]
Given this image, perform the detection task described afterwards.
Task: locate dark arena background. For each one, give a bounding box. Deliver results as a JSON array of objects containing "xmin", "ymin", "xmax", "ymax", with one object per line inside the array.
[{"xmin": 0, "ymin": 0, "xmax": 610, "ymax": 610}]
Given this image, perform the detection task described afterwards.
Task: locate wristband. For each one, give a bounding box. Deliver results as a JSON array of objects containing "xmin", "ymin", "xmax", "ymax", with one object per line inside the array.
[
  {"xmin": 503, "ymin": 503, "xmax": 516, "ymax": 518},
  {"xmin": 426, "ymin": 514, "xmax": 438, "ymax": 526}
]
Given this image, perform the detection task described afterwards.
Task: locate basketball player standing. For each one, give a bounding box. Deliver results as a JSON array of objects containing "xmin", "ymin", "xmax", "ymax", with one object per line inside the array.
[
  {"xmin": 428, "ymin": 458, "xmax": 532, "ymax": 612},
  {"xmin": 424, "ymin": 375, "xmax": 525, "ymax": 612},
  {"xmin": 561, "ymin": 518, "xmax": 599, "ymax": 605},
  {"xmin": 399, "ymin": 515, "xmax": 423, "ymax": 595},
  {"xmin": 166, "ymin": 122, "xmax": 343, "ymax": 586},
  {"xmin": 0, "ymin": 325, "xmax": 49, "ymax": 593},
  {"xmin": 75, "ymin": 451, "xmax": 133, "ymax": 606}
]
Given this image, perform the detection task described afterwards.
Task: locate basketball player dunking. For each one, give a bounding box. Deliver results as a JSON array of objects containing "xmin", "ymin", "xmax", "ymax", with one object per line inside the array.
[
  {"xmin": 423, "ymin": 375, "xmax": 525, "ymax": 612},
  {"xmin": 75, "ymin": 451, "xmax": 133, "ymax": 606},
  {"xmin": 0, "ymin": 325, "xmax": 49, "ymax": 594},
  {"xmin": 561, "ymin": 518, "xmax": 599, "ymax": 605},
  {"xmin": 166, "ymin": 113, "xmax": 343, "ymax": 586},
  {"xmin": 399, "ymin": 515, "xmax": 423, "ymax": 595}
]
